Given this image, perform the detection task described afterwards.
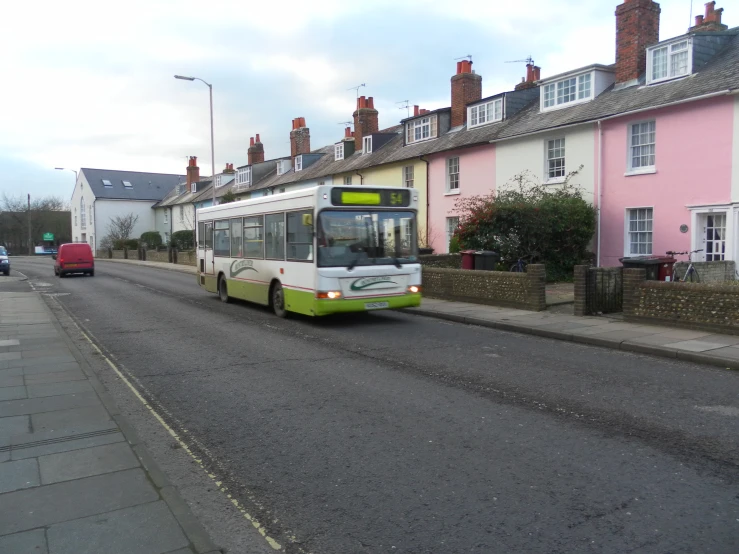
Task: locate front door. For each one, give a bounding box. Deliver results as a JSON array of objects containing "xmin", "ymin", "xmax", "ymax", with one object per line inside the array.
[
  {"xmin": 702, "ymin": 213, "xmax": 726, "ymax": 261},
  {"xmin": 204, "ymin": 222, "xmax": 214, "ymax": 274}
]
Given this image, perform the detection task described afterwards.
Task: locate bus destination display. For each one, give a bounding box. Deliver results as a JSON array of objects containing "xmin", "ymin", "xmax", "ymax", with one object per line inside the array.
[{"xmin": 331, "ymin": 188, "xmax": 411, "ymax": 207}]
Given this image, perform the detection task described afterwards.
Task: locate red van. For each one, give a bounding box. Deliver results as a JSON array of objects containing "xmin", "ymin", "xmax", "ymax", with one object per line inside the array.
[{"xmin": 53, "ymin": 243, "xmax": 95, "ymax": 277}]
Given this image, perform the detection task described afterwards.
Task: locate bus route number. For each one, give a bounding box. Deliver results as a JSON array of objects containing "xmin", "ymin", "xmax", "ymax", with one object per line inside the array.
[{"xmin": 390, "ymin": 192, "xmax": 403, "ymax": 205}]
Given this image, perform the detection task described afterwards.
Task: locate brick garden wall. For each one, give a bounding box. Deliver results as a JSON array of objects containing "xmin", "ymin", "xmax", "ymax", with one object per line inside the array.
[
  {"xmin": 623, "ymin": 268, "xmax": 739, "ymax": 335},
  {"xmin": 673, "ymin": 260, "xmax": 736, "ymax": 283},
  {"xmin": 422, "ymin": 264, "xmax": 546, "ymax": 311}
]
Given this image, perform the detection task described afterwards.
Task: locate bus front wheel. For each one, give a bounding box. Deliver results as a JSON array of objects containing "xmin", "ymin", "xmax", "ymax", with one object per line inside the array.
[
  {"xmin": 218, "ymin": 276, "xmax": 230, "ymax": 303},
  {"xmin": 271, "ymin": 282, "xmax": 287, "ymax": 318}
]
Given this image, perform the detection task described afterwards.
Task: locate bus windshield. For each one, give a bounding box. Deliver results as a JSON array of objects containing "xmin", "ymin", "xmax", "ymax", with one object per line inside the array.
[{"xmin": 317, "ymin": 210, "xmax": 417, "ymax": 268}]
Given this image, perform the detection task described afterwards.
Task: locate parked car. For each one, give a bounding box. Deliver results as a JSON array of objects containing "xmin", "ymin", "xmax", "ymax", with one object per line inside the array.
[
  {"xmin": 53, "ymin": 243, "xmax": 94, "ymax": 277},
  {"xmin": 0, "ymin": 246, "xmax": 9, "ymax": 275}
]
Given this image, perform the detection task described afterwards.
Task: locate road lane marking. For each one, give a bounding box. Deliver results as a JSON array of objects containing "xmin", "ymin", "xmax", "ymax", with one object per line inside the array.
[{"xmin": 46, "ymin": 295, "xmax": 284, "ymax": 552}]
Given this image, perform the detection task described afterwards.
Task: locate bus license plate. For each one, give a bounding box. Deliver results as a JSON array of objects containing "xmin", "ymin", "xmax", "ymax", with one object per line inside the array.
[{"xmin": 365, "ymin": 301, "xmax": 389, "ymax": 310}]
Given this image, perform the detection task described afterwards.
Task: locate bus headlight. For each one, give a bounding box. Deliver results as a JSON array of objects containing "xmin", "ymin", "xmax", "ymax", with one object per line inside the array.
[
  {"xmin": 317, "ymin": 291, "xmax": 342, "ymax": 299},
  {"xmin": 407, "ymin": 285, "xmax": 421, "ymax": 294}
]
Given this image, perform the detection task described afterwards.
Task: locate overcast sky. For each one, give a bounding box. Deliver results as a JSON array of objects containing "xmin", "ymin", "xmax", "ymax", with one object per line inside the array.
[{"xmin": 0, "ymin": 0, "xmax": 707, "ymax": 202}]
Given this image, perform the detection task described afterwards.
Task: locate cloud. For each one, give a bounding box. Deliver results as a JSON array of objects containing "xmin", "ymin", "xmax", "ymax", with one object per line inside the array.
[{"xmin": 0, "ymin": 0, "xmax": 713, "ymax": 197}]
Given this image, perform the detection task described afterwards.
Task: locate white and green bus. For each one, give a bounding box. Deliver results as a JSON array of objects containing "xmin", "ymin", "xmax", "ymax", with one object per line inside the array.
[{"xmin": 195, "ymin": 185, "xmax": 422, "ymax": 317}]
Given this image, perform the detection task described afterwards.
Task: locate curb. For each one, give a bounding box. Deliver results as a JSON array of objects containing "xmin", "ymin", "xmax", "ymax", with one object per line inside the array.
[
  {"xmin": 96, "ymin": 258, "xmax": 197, "ymax": 275},
  {"xmin": 410, "ymin": 308, "xmax": 739, "ymax": 371},
  {"xmin": 37, "ymin": 292, "xmax": 221, "ymax": 554}
]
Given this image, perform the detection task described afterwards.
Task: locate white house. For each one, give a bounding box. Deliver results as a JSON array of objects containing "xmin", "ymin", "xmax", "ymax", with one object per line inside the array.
[{"xmin": 71, "ymin": 168, "xmax": 184, "ymax": 252}]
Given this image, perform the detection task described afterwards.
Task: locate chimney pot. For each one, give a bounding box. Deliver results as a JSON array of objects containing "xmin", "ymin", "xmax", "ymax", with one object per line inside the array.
[
  {"xmin": 352, "ymin": 93, "xmax": 379, "ymax": 152},
  {"xmin": 255, "ymin": 133, "xmax": 261, "ymax": 143},
  {"xmin": 689, "ymin": 1, "xmax": 726, "ymax": 32},
  {"xmin": 250, "ymin": 137, "xmax": 255, "ymax": 147},
  {"xmin": 413, "ymin": 105, "xmax": 419, "ymax": 116}
]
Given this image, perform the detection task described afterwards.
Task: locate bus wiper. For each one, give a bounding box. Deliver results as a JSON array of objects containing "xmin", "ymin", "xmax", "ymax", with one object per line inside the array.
[
  {"xmin": 391, "ymin": 257, "xmax": 402, "ymax": 269},
  {"xmin": 347, "ymin": 254, "xmax": 361, "ymax": 271}
]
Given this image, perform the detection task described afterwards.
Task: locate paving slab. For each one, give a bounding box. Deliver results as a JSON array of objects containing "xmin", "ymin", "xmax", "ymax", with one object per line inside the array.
[
  {"xmin": 31, "ymin": 406, "xmax": 113, "ymax": 434},
  {"xmin": 47, "ymin": 501, "xmax": 189, "ymax": 554},
  {"xmin": 0, "ymin": 468, "xmax": 159, "ymax": 535},
  {"xmin": 0, "ymin": 415, "xmax": 30, "ymax": 436},
  {"xmin": 0, "ymin": 529, "xmax": 48, "ymax": 554},
  {"xmin": 568, "ymin": 323, "xmax": 643, "ymax": 336},
  {"xmin": 22, "ymin": 348, "xmax": 75, "ymax": 359},
  {"xmin": 12, "ymin": 432, "xmax": 125, "ymax": 461},
  {"xmin": 22, "ymin": 361, "xmax": 82, "ymax": 375},
  {"xmin": 0, "ymin": 339, "xmax": 20, "ymax": 347},
  {"xmin": 0, "ymin": 385, "xmax": 26, "ymax": 401},
  {"xmin": 0, "ymin": 458, "xmax": 40, "ymax": 493},
  {"xmin": 662, "ymin": 339, "xmax": 734, "ymax": 352},
  {"xmin": 10, "ymin": 355, "xmax": 77, "ymax": 369},
  {"xmin": 39, "ymin": 442, "xmax": 140, "ymax": 484},
  {"xmin": 650, "ymin": 329, "xmax": 715, "ymax": 340},
  {"xmin": 622, "ymin": 334, "xmax": 684, "ymax": 347},
  {"xmin": 0, "ymin": 391, "xmax": 100, "ymax": 417},
  {"xmin": 701, "ymin": 346, "xmax": 739, "ymax": 361},
  {"xmin": 26, "ymin": 380, "xmax": 93, "ymax": 399},
  {"xmin": 0, "ymin": 351, "xmax": 21, "ymax": 361},
  {"xmin": 0, "ymin": 375, "xmax": 24, "ymax": 388},
  {"xmin": 25, "ymin": 369, "xmax": 87, "ymax": 385}
]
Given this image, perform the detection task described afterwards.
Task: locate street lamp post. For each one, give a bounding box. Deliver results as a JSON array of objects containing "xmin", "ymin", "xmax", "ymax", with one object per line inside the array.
[
  {"xmin": 174, "ymin": 75, "xmax": 215, "ymax": 206},
  {"xmin": 55, "ymin": 167, "xmax": 78, "ymax": 184}
]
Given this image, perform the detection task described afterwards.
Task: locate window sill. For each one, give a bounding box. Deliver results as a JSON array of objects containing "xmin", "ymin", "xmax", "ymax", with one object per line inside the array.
[
  {"xmin": 543, "ymin": 177, "xmax": 566, "ymax": 185},
  {"xmin": 625, "ymin": 168, "xmax": 657, "ymax": 177},
  {"xmin": 444, "ymin": 190, "xmax": 461, "ymax": 196}
]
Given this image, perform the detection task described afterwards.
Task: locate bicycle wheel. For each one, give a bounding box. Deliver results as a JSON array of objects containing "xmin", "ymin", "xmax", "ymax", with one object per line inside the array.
[{"xmin": 686, "ymin": 268, "xmax": 699, "ymax": 283}]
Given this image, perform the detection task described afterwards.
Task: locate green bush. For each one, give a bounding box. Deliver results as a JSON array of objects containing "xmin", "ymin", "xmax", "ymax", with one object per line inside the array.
[
  {"xmin": 448, "ymin": 233, "xmax": 461, "ymax": 254},
  {"xmin": 140, "ymin": 231, "xmax": 163, "ymax": 248},
  {"xmin": 171, "ymin": 230, "xmax": 194, "ymax": 250},
  {"xmin": 113, "ymin": 238, "xmax": 140, "ymax": 250},
  {"xmin": 454, "ymin": 167, "xmax": 596, "ymax": 281}
]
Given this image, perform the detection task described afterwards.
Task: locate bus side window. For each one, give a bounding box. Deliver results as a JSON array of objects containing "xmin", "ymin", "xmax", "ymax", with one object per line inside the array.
[{"xmin": 287, "ymin": 210, "xmax": 313, "ymax": 261}]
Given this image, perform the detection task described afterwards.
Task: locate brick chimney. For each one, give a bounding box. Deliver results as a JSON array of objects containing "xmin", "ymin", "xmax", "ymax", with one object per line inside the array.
[
  {"xmin": 451, "ymin": 60, "xmax": 482, "ymax": 127},
  {"xmin": 412, "ymin": 106, "xmax": 432, "ymax": 116},
  {"xmin": 515, "ymin": 63, "xmax": 541, "ymax": 90},
  {"xmin": 248, "ymin": 134, "xmax": 265, "ymax": 165},
  {"xmin": 223, "ymin": 163, "xmax": 236, "ymax": 174},
  {"xmin": 615, "ymin": 0, "xmax": 661, "ymax": 84},
  {"xmin": 353, "ymin": 96, "xmax": 379, "ymax": 153},
  {"xmin": 290, "ymin": 118, "xmax": 311, "ymax": 158},
  {"xmin": 186, "ymin": 156, "xmax": 199, "ymax": 192},
  {"xmin": 690, "ymin": 2, "xmax": 728, "ymax": 32}
]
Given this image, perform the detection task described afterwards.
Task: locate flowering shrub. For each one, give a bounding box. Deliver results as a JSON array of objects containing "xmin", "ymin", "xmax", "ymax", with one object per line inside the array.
[{"xmin": 453, "ymin": 167, "xmax": 596, "ymax": 280}]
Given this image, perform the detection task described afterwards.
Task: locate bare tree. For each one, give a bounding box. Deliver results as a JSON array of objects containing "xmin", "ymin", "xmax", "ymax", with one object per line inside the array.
[
  {"xmin": 0, "ymin": 193, "xmax": 71, "ymax": 251},
  {"xmin": 105, "ymin": 213, "xmax": 139, "ymax": 243}
]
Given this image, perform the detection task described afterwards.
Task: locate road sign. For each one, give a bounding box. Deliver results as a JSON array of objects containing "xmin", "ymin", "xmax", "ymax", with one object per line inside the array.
[{"xmin": 43, "ymin": 232, "xmax": 54, "ymax": 241}]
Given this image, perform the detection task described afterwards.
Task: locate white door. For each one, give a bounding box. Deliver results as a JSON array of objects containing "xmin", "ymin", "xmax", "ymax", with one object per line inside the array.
[
  {"xmin": 702, "ymin": 213, "xmax": 726, "ymax": 261},
  {"xmin": 204, "ymin": 222, "xmax": 214, "ymax": 274}
]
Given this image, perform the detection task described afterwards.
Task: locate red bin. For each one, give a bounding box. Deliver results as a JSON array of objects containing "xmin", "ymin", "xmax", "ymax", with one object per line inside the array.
[
  {"xmin": 461, "ymin": 250, "xmax": 475, "ymax": 270},
  {"xmin": 658, "ymin": 257, "xmax": 676, "ymax": 281}
]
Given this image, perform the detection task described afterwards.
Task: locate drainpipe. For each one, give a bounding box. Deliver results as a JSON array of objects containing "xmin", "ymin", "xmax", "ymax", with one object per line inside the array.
[
  {"xmin": 597, "ymin": 120, "xmax": 603, "ymax": 267},
  {"xmin": 419, "ymin": 156, "xmax": 430, "ymax": 247},
  {"xmin": 354, "ymin": 170, "xmax": 364, "ymax": 185}
]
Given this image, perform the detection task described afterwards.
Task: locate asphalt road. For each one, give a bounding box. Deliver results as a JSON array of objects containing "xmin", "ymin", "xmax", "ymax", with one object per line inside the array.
[{"xmin": 7, "ymin": 257, "xmax": 739, "ymax": 554}]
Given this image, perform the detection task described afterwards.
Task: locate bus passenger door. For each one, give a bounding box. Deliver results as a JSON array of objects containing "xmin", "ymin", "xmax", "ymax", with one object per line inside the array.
[{"xmin": 204, "ymin": 222, "xmax": 214, "ymax": 275}]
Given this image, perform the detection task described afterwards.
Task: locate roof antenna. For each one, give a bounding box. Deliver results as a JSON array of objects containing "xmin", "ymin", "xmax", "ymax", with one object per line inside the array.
[
  {"xmin": 689, "ymin": 0, "xmax": 694, "ymax": 32},
  {"xmin": 396, "ymin": 100, "xmax": 410, "ymax": 118},
  {"xmin": 348, "ymin": 83, "xmax": 366, "ymax": 99},
  {"xmin": 505, "ymin": 56, "xmax": 535, "ymax": 66},
  {"xmin": 454, "ymin": 55, "xmax": 473, "ymax": 62}
]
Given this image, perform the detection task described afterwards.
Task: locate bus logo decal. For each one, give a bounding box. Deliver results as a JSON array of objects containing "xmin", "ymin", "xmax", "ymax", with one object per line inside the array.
[
  {"xmin": 350, "ymin": 277, "xmax": 397, "ymax": 291},
  {"xmin": 230, "ymin": 259, "xmax": 258, "ymax": 277}
]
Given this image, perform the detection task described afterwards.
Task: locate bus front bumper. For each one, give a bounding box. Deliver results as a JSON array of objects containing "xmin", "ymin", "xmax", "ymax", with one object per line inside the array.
[{"xmin": 313, "ymin": 293, "xmax": 422, "ymax": 316}]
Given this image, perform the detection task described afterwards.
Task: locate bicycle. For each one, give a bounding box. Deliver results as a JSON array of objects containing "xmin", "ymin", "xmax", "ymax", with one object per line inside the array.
[
  {"xmin": 510, "ymin": 258, "xmax": 528, "ymax": 273},
  {"xmin": 666, "ymin": 249, "xmax": 703, "ymax": 282}
]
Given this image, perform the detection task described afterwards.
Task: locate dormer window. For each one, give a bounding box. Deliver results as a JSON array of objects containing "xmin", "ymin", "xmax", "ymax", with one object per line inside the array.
[
  {"xmin": 406, "ymin": 115, "xmax": 437, "ymax": 144},
  {"xmin": 335, "ymin": 143, "xmax": 344, "ymax": 161},
  {"xmin": 276, "ymin": 159, "xmax": 291, "ymax": 175},
  {"xmin": 647, "ymin": 39, "xmax": 691, "ymax": 84},
  {"xmin": 468, "ymin": 99, "xmax": 503, "ymax": 128},
  {"xmin": 295, "ymin": 155, "xmax": 303, "ymax": 172},
  {"xmin": 237, "ymin": 166, "xmax": 251, "ymax": 186},
  {"xmin": 363, "ymin": 136, "xmax": 372, "ymax": 154},
  {"xmin": 542, "ymin": 73, "xmax": 592, "ymax": 111},
  {"xmin": 122, "ymin": 180, "xmax": 132, "ymax": 188},
  {"xmin": 192, "ymin": 182, "xmax": 198, "ymax": 193}
]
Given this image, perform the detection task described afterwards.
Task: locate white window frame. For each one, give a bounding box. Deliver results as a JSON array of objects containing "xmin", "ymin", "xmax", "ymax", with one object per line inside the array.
[
  {"xmin": 363, "ymin": 136, "xmax": 372, "ymax": 154},
  {"xmin": 624, "ymin": 207, "xmax": 654, "ymax": 257},
  {"xmin": 541, "ymin": 72, "xmax": 593, "ymax": 111},
  {"xmin": 237, "ymin": 166, "xmax": 251, "ymax": 186},
  {"xmin": 192, "ymin": 182, "xmax": 198, "ymax": 193},
  {"xmin": 122, "ymin": 180, "xmax": 132, "ymax": 188},
  {"xmin": 446, "ymin": 157, "xmax": 460, "ymax": 194},
  {"xmin": 406, "ymin": 115, "xmax": 438, "ymax": 144},
  {"xmin": 164, "ymin": 210, "xmax": 168, "ymax": 224},
  {"xmin": 80, "ymin": 198, "xmax": 86, "ymax": 229},
  {"xmin": 545, "ymin": 137, "xmax": 566, "ymax": 183},
  {"xmin": 343, "ymin": 175, "xmax": 352, "ymax": 186},
  {"xmin": 215, "ymin": 175, "xmax": 222, "ymax": 188},
  {"xmin": 446, "ymin": 217, "xmax": 459, "ymax": 252},
  {"xmin": 647, "ymin": 38, "xmax": 692, "ymax": 85},
  {"xmin": 468, "ymin": 98, "xmax": 503, "ymax": 128},
  {"xmin": 688, "ymin": 205, "xmax": 735, "ymax": 263},
  {"xmin": 626, "ymin": 120, "xmax": 657, "ymax": 175},
  {"xmin": 403, "ymin": 165, "xmax": 414, "ymax": 189},
  {"xmin": 295, "ymin": 156, "xmax": 303, "ymax": 172},
  {"xmin": 179, "ymin": 205, "xmax": 185, "ymax": 222},
  {"xmin": 335, "ymin": 143, "xmax": 344, "ymax": 161},
  {"xmin": 276, "ymin": 161, "xmax": 285, "ymax": 175}
]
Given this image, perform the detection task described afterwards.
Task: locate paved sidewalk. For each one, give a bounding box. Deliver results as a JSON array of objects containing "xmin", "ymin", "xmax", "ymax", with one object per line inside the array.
[
  {"xmin": 96, "ymin": 258, "xmax": 739, "ymax": 370},
  {"xmin": 0, "ymin": 292, "xmax": 219, "ymax": 554},
  {"xmin": 410, "ymin": 298, "xmax": 739, "ymax": 370}
]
